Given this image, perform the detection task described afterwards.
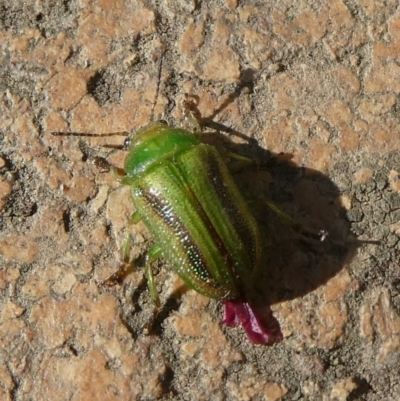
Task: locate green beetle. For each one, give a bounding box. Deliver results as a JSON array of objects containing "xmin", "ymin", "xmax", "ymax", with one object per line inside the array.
[{"xmin": 117, "ymin": 121, "xmax": 282, "ymax": 344}]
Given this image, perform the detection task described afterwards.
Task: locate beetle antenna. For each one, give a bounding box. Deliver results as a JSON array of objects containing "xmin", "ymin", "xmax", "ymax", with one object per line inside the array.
[
  {"xmin": 51, "ymin": 131, "xmax": 129, "ymax": 138},
  {"xmin": 150, "ymin": 48, "xmax": 164, "ymax": 122}
]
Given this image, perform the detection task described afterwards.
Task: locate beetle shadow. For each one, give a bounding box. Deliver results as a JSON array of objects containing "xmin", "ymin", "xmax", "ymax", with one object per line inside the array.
[
  {"xmin": 181, "ymin": 69, "xmax": 360, "ymax": 308},
  {"xmin": 199, "ymin": 127, "xmax": 359, "ymax": 306}
]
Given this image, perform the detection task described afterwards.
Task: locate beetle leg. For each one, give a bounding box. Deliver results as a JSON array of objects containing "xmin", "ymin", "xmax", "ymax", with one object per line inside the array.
[
  {"xmin": 110, "ymin": 166, "xmax": 126, "ymax": 181},
  {"xmin": 130, "ymin": 210, "xmax": 141, "ymax": 224},
  {"xmin": 184, "ymin": 114, "xmax": 202, "ymax": 134},
  {"xmin": 103, "ymin": 230, "xmax": 134, "ymax": 286},
  {"xmin": 225, "ymin": 151, "xmax": 253, "ymax": 165},
  {"xmin": 141, "ymin": 245, "xmax": 162, "ymax": 335},
  {"xmin": 91, "ymin": 157, "xmax": 126, "ymax": 180},
  {"xmin": 265, "ymin": 200, "xmax": 328, "ymax": 242},
  {"xmin": 183, "ymin": 94, "xmax": 203, "ymax": 133},
  {"xmin": 104, "ymin": 212, "xmax": 143, "ymax": 286},
  {"xmin": 145, "ymin": 244, "xmax": 162, "ymax": 308}
]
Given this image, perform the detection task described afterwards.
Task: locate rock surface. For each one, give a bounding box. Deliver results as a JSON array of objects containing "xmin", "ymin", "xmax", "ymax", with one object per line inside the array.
[{"xmin": 1, "ymin": 1, "xmax": 400, "ymax": 400}]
